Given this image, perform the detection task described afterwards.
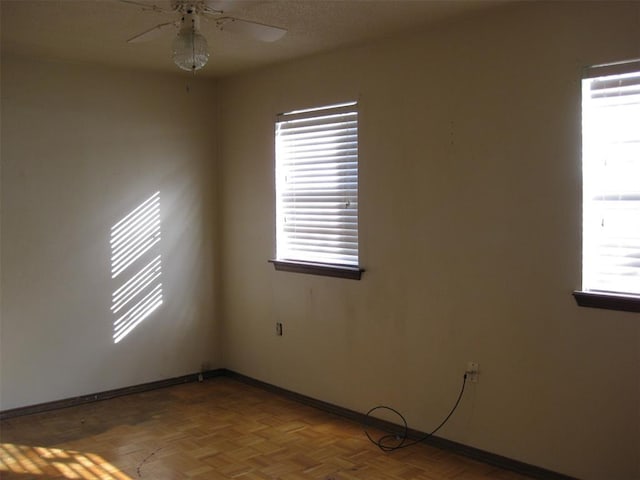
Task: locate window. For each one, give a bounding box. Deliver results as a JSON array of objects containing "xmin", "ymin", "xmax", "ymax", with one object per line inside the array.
[
  {"xmin": 271, "ymin": 101, "xmax": 362, "ymax": 279},
  {"xmin": 574, "ymin": 60, "xmax": 640, "ymax": 312}
]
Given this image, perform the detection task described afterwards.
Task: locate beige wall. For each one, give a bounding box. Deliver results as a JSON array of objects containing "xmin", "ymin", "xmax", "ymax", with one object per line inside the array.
[
  {"xmin": 0, "ymin": 57, "xmax": 221, "ymax": 409},
  {"xmin": 218, "ymin": 2, "xmax": 640, "ymax": 479},
  {"xmin": 1, "ymin": 1, "xmax": 639, "ymax": 479}
]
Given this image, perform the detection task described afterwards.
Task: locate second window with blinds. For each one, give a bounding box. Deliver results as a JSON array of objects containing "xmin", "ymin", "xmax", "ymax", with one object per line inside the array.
[
  {"xmin": 574, "ymin": 59, "xmax": 640, "ymax": 312},
  {"xmin": 272, "ymin": 101, "xmax": 362, "ymax": 279}
]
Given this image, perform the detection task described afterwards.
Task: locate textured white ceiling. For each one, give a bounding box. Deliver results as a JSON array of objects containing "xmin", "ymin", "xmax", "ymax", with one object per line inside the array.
[{"xmin": 1, "ymin": 0, "xmax": 510, "ymax": 78}]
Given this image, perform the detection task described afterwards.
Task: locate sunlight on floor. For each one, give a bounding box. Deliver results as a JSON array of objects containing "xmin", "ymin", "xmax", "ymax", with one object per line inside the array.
[{"xmin": 0, "ymin": 443, "xmax": 132, "ymax": 479}]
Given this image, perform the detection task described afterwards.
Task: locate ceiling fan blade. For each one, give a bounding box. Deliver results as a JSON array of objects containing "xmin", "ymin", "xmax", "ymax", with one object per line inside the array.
[
  {"xmin": 119, "ymin": 0, "xmax": 171, "ymax": 13},
  {"xmin": 216, "ymin": 17, "xmax": 287, "ymax": 42},
  {"xmin": 203, "ymin": 0, "xmax": 236, "ymax": 14},
  {"xmin": 127, "ymin": 21, "xmax": 177, "ymax": 43}
]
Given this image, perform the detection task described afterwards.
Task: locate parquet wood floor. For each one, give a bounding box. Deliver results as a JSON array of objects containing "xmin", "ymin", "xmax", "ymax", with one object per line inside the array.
[{"xmin": 0, "ymin": 378, "xmax": 533, "ymax": 480}]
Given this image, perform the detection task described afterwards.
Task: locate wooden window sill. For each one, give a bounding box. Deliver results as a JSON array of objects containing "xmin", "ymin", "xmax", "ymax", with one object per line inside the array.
[
  {"xmin": 269, "ymin": 260, "xmax": 364, "ymax": 280},
  {"xmin": 573, "ymin": 291, "xmax": 640, "ymax": 313}
]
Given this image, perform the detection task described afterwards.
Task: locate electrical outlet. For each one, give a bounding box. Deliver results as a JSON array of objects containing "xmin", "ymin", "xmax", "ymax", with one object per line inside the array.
[
  {"xmin": 276, "ymin": 322, "xmax": 283, "ymax": 336},
  {"xmin": 466, "ymin": 361, "xmax": 479, "ymax": 383}
]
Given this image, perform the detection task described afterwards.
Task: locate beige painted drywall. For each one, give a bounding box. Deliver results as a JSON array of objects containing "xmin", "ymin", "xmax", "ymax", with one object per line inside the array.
[
  {"xmin": 218, "ymin": 2, "xmax": 640, "ymax": 479},
  {"xmin": 0, "ymin": 57, "xmax": 221, "ymax": 410}
]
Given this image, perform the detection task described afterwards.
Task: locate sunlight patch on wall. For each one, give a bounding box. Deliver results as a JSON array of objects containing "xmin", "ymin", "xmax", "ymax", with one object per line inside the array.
[
  {"xmin": 0, "ymin": 443, "xmax": 132, "ymax": 479},
  {"xmin": 111, "ymin": 192, "xmax": 163, "ymax": 344},
  {"xmin": 110, "ymin": 192, "xmax": 161, "ymax": 278}
]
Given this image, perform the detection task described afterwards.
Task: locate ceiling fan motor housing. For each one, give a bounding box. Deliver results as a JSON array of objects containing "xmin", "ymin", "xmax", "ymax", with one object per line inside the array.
[{"xmin": 171, "ymin": 1, "xmax": 211, "ymax": 15}]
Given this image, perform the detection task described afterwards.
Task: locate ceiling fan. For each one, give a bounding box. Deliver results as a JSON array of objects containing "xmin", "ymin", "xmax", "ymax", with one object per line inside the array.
[{"xmin": 121, "ymin": 0, "xmax": 287, "ymax": 72}]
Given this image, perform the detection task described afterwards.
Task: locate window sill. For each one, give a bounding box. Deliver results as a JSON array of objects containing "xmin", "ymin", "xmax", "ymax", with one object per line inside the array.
[
  {"xmin": 573, "ymin": 291, "xmax": 640, "ymax": 313},
  {"xmin": 269, "ymin": 260, "xmax": 364, "ymax": 280}
]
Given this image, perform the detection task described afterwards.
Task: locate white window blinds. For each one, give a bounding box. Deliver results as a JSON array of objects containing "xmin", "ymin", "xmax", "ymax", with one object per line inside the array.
[
  {"xmin": 275, "ymin": 102, "xmax": 359, "ymax": 267},
  {"xmin": 582, "ymin": 60, "xmax": 640, "ymax": 295}
]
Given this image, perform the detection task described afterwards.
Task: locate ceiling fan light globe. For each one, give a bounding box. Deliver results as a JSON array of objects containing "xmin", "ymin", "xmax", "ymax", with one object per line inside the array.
[{"xmin": 172, "ymin": 30, "xmax": 209, "ymax": 71}]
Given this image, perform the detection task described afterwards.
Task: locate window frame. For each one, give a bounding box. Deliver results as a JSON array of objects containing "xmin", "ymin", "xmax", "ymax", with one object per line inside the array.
[
  {"xmin": 574, "ymin": 59, "xmax": 640, "ymax": 313},
  {"xmin": 271, "ymin": 101, "xmax": 364, "ymax": 280}
]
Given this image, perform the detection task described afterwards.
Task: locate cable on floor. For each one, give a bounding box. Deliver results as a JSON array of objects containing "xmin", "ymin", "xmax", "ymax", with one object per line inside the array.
[{"xmin": 364, "ymin": 373, "xmax": 468, "ymax": 452}]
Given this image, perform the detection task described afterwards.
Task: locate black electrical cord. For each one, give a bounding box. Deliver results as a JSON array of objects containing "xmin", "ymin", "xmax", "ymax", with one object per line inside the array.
[{"xmin": 364, "ymin": 373, "xmax": 468, "ymax": 452}]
